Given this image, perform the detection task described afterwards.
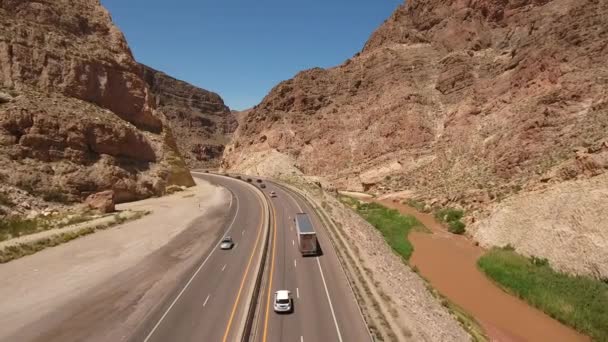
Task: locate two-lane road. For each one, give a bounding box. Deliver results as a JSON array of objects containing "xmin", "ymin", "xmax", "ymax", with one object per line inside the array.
[
  {"xmin": 132, "ymin": 173, "xmax": 267, "ymax": 342},
  {"xmin": 254, "ymin": 181, "xmax": 371, "ymax": 342}
]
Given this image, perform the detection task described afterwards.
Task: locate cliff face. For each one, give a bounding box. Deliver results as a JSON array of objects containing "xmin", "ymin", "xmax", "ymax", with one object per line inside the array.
[
  {"xmin": 224, "ymin": 0, "xmax": 608, "ymax": 277},
  {"xmin": 0, "ymin": 0, "xmax": 194, "ymax": 212},
  {"xmin": 142, "ymin": 65, "xmax": 237, "ymax": 169}
]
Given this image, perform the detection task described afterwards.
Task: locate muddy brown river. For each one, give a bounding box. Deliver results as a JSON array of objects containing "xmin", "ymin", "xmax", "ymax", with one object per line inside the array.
[{"xmin": 377, "ymin": 200, "xmax": 589, "ymax": 342}]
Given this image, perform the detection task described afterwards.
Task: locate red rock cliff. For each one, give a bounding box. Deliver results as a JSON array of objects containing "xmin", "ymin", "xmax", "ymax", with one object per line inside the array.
[{"xmin": 0, "ymin": 0, "xmax": 194, "ymax": 207}]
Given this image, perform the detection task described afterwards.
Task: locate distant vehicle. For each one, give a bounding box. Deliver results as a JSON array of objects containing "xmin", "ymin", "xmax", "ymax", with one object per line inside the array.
[
  {"xmin": 269, "ymin": 191, "xmax": 277, "ymax": 198},
  {"xmin": 273, "ymin": 290, "xmax": 292, "ymax": 313},
  {"xmin": 295, "ymin": 213, "xmax": 318, "ymax": 256},
  {"xmin": 220, "ymin": 236, "xmax": 234, "ymax": 250},
  {"xmin": 236, "ymin": 175, "xmax": 242, "ymax": 179},
  {"xmin": 256, "ymin": 179, "xmax": 262, "ymax": 183},
  {"xmin": 247, "ymin": 178, "xmax": 252, "ymax": 182},
  {"xmin": 260, "ymin": 184, "xmax": 266, "ymax": 188}
]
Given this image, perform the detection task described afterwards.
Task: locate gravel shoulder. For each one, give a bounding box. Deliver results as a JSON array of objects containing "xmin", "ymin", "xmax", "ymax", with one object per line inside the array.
[{"xmin": 0, "ymin": 179, "xmax": 231, "ymax": 342}]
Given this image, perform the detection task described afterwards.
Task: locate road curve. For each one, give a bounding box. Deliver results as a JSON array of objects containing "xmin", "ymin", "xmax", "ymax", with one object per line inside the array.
[
  {"xmin": 253, "ymin": 180, "xmax": 371, "ymax": 342},
  {"xmin": 132, "ymin": 173, "xmax": 267, "ymax": 342}
]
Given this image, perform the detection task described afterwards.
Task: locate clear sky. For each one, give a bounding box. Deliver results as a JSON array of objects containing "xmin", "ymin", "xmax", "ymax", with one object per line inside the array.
[{"xmin": 100, "ymin": 0, "xmax": 403, "ymax": 110}]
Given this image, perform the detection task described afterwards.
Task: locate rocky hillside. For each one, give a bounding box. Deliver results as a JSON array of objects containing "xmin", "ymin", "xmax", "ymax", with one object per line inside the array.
[
  {"xmin": 223, "ymin": 0, "xmax": 608, "ymax": 277},
  {"xmin": 142, "ymin": 65, "xmax": 236, "ymax": 169},
  {"xmin": 0, "ymin": 0, "xmax": 194, "ymax": 215}
]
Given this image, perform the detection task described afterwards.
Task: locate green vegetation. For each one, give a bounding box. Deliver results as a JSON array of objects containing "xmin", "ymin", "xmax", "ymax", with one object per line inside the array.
[
  {"xmin": 478, "ymin": 248, "xmax": 608, "ymax": 341},
  {"xmin": 0, "ymin": 217, "xmax": 40, "ymax": 241},
  {"xmin": 0, "ymin": 213, "xmax": 99, "ymax": 241},
  {"xmin": 405, "ymin": 199, "xmax": 428, "ymax": 213},
  {"xmin": 340, "ymin": 196, "xmax": 425, "ymax": 261},
  {"xmin": 434, "ymin": 207, "xmax": 466, "ymax": 234}
]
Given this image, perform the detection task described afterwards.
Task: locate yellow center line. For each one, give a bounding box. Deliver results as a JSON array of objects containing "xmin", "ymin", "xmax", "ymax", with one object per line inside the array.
[
  {"xmin": 262, "ymin": 201, "xmax": 278, "ymax": 342},
  {"xmin": 222, "ymin": 194, "xmax": 265, "ymax": 342}
]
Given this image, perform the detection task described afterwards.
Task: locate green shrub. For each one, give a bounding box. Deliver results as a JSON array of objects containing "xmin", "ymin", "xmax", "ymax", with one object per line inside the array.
[
  {"xmin": 448, "ymin": 220, "xmax": 466, "ymax": 234},
  {"xmin": 479, "ymin": 248, "xmax": 608, "ymax": 341},
  {"xmin": 340, "ymin": 198, "xmax": 423, "ymax": 261},
  {"xmin": 435, "ymin": 208, "xmax": 464, "ymax": 222},
  {"xmin": 435, "ymin": 207, "xmax": 466, "ymax": 234}
]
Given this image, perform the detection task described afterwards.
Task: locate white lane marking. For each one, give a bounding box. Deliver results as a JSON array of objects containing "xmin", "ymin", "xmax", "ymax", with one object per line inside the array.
[
  {"xmin": 294, "ymin": 259, "xmax": 297, "ymax": 268},
  {"xmin": 234, "ymin": 242, "xmax": 239, "ymax": 249},
  {"xmin": 317, "ymin": 258, "xmax": 343, "ymax": 342},
  {"xmin": 301, "ymin": 336, "xmax": 304, "ymax": 342},
  {"xmin": 143, "ymin": 189, "xmax": 240, "ymax": 342},
  {"xmin": 282, "ymin": 184, "xmax": 347, "ymax": 341},
  {"xmin": 296, "ymin": 287, "xmax": 300, "ymax": 299},
  {"xmin": 221, "ymin": 264, "xmax": 227, "ymax": 272},
  {"xmin": 242, "ymin": 230, "xmax": 245, "ymax": 236},
  {"xmin": 292, "ymin": 239, "xmax": 295, "ymax": 246},
  {"xmin": 203, "ymin": 295, "xmax": 210, "ymax": 307}
]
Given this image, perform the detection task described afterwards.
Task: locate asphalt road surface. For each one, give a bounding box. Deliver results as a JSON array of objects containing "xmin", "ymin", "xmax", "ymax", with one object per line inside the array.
[
  {"xmin": 252, "ymin": 181, "xmax": 371, "ymax": 342},
  {"xmin": 135, "ymin": 173, "xmax": 267, "ymax": 342}
]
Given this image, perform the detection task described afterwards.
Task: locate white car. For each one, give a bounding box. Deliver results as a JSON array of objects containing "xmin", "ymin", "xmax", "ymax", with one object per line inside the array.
[
  {"xmin": 273, "ymin": 290, "xmax": 292, "ymax": 313},
  {"xmin": 269, "ymin": 191, "xmax": 277, "ymax": 198},
  {"xmin": 220, "ymin": 236, "xmax": 234, "ymax": 250}
]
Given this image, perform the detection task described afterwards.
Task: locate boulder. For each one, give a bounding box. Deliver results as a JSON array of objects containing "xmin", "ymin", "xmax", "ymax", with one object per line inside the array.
[{"xmin": 85, "ymin": 190, "xmax": 115, "ymax": 213}]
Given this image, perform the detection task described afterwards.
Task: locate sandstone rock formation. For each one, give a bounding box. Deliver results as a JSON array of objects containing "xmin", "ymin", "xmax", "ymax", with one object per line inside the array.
[
  {"xmin": 142, "ymin": 65, "xmax": 236, "ymax": 169},
  {"xmin": 85, "ymin": 190, "xmax": 115, "ymax": 213},
  {"xmin": 0, "ymin": 0, "xmax": 194, "ymax": 213},
  {"xmin": 224, "ymin": 0, "xmax": 608, "ymax": 277}
]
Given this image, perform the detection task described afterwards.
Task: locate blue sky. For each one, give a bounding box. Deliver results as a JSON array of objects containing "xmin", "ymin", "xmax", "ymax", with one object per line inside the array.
[{"xmin": 100, "ymin": 0, "xmax": 403, "ymax": 110}]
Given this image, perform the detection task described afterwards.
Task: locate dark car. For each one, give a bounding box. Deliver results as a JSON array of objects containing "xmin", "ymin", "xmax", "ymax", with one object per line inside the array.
[
  {"xmin": 247, "ymin": 178, "xmax": 252, "ymax": 182},
  {"xmin": 256, "ymin": 179, "xmax": 262, "ymax": 183},
  {"xmin": 260, "ymin": 184, "xmax": 266, "ymax": 188}
]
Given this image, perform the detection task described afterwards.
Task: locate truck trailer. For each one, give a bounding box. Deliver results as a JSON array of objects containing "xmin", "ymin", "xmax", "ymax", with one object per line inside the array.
[{"xmin": 294, "ymin": 213, "xmax": 318, "ymax": 256}]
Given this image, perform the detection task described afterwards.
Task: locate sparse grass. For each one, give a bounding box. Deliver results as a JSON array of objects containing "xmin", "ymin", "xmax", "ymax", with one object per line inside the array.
[
  {"xmin": 340, "ymin": 196, "xmax": 424, "ymax": 261},
  {"xmin": 0, "ymin": 211, "xmax": 150, "ymax": 263},
  {"xmin": 0, "ymin": 217, "xmax": 42, "ymax": 241},
  {"xmin": 478, "ymin": 248, "xmax": 608, "ymax": 341},
  {"xmin": 0, "ymin": 227, "xmax": 97, "ymax": 263},
  {"xmin": 0, "ymin": 212, "xmax": 99, "ymax": 242},
  {"xmin": 435, "ymin": 207, "xmax": 466, "ymax": 234},
  {"xmin": 41, "ymin": 189, "xmax": 71, "ymax": 203}
]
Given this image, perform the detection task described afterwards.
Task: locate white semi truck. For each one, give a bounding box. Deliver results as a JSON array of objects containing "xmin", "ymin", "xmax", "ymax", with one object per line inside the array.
[{"xmin": 295, "ymin": 212, "xmax": 318, "ymax": 256}]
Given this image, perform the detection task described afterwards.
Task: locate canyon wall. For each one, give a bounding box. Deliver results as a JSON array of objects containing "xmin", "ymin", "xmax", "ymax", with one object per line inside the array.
[
  {"xmin": 224, "ymin": 0, "xmax": 608, "ymax": 277},
  {"xmin": 0, "ymin": 0, "xmax": 194, "ymax": 213},
  {"xmin": 142, "ymin": 65, "xmax": 236, "ymax": 169}
]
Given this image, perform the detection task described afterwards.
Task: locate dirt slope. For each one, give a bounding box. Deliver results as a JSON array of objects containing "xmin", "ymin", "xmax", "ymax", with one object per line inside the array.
[
  {"xmin": 223, "ymin": 0, "xmax": 608, "ymax": 277},
  {"xmin": 0, "ymin": 0, "xmax": 194, "ymax": 214}
]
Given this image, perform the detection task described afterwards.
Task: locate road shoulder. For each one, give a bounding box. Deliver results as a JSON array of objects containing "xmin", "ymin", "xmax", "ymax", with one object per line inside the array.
[{"xmin": 0, "ymin": 179, "xmax": 231, "ymax": 342}]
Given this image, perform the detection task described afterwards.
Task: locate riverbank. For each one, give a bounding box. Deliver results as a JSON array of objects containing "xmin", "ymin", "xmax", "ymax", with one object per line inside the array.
[{"xmin": 363, "ymin": 198, "xmax": 588, "ymax": 341}]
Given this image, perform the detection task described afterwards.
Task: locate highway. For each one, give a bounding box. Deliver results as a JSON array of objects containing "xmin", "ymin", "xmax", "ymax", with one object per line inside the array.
[
  {"xmin": 134, "ymin": 173, "xmax": 370, "ymax": 342},
  {"xmin": 133, "ymin": 173, "xmax": 267, "ymax": 342},
  {"xmin": 252, "ymin": 181, "xmax": 371, "ymax": 342}
]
